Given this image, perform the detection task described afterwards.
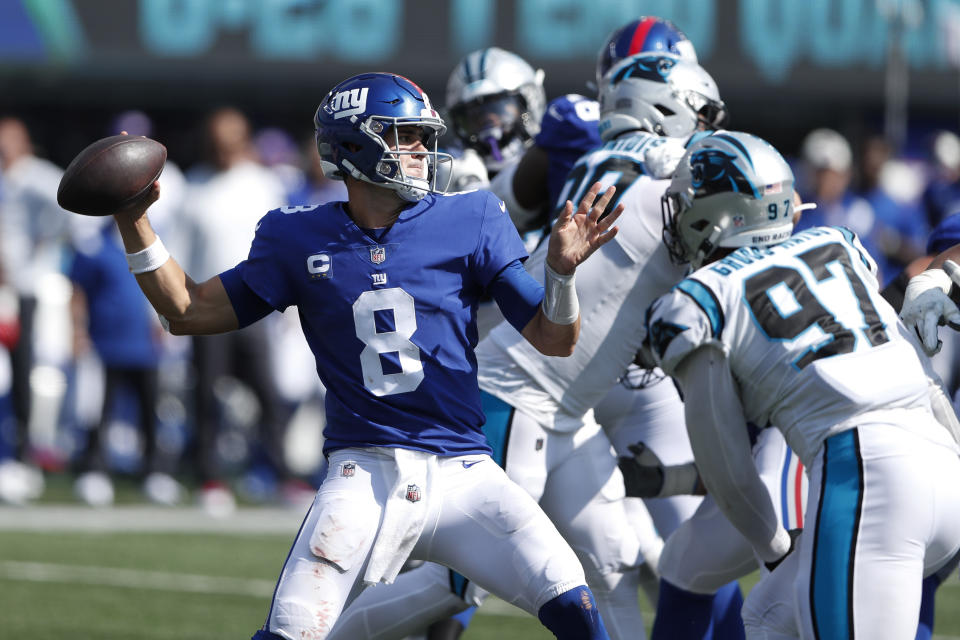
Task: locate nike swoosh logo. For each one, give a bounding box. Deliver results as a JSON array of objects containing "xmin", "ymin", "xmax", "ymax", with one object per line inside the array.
[{"xmin": 461, "ymin": 460, "xmax": 483, "ymax": 469}]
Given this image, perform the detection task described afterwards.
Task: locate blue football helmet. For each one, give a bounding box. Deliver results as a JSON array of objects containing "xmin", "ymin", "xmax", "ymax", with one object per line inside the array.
[
  {"xmin": 315, "ymin": 73, "xmax": 453, "ymax": 202},
  {"xmin": 596, "ymin": 17, "xmax": 697, "ymax": 88},
  {"xmin": 661, "ymin": 131, "xmax": 796, "ymax": 269}
]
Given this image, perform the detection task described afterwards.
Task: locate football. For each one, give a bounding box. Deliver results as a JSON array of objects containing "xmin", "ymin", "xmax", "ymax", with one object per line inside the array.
[{"xmin": 57, "ymin": 134, "xmax": 167, "ymax": 216}]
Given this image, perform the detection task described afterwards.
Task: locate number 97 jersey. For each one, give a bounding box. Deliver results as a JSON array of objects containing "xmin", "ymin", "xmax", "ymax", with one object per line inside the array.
[{"xmin": 646, "ymin": 226, "xmax": 931, "ymax": 465}]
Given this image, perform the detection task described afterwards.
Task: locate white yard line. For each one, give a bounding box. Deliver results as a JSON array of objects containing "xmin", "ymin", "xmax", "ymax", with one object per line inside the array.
[
  {"xmin": 0, "ymin": 559, "xmax": 532, "ymax": 618},
  {"xmin": 0, "ymin": 560, "xmax": 275, "ymax": 597},
  {"xmin": 0, "ymin": 505, "xmax": 303, "ymax": 534}
]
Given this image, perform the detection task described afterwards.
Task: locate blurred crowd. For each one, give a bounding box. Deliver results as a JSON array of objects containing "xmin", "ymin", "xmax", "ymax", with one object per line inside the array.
[
  {"xmin": 1, "ymin": 106, "xmax": 958, "ymax": 514},
  {"xmin": 0, "ymin": 108, "xmax": 346, "ymax": 513}
]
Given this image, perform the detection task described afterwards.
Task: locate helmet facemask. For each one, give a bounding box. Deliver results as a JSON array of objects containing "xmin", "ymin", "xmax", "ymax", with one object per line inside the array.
[
  {"xmin": 449, "ymin": 92, "xmax": 532, "ymax": 171},
  {"xmin": 318, "ymin": 114, "xmax": 453, "ymax": 202}
]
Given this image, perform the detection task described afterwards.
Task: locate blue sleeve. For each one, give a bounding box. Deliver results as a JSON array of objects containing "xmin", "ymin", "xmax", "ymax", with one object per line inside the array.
[
  {"xmin": 68, "ymin": 250, "xmax": 97, "ymax": 293},
  {"xmin": 219, "ymin": 265, "xmax": 275, "ymax": 328},
  {"xmin": 534, "ymin": 95, "xmax": 601, "ymax": 154},
  {"xmin": 488, "ymin": 260, "xmax": 544, "ymax": 333},
  {"xmin": 233, "ymin": 210, "xmax": 297, "ymax": 311},
  {"xmin": 473, "ymin": 192, "xmax": 529, "ymax": 286}
]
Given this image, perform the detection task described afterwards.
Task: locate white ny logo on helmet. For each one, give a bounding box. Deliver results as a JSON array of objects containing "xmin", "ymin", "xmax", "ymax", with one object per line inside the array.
[{"xmin": 330, "ymin": 87, "xmax": 369, "ymax": 119}]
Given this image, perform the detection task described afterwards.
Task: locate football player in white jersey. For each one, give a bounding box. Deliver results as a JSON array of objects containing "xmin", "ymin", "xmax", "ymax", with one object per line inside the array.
[
  {"xmin": 326, "ymin": 52, "xmax": 727, "ymax": 640},
  {"xmin": 646, "ymin": 131, "xmax": 960, "ymax": 639}
]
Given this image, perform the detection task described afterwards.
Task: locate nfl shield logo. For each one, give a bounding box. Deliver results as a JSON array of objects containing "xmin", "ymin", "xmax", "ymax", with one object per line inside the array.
[
  {"xmin": 341, "ymin": 463, "xmax": 356, "ymax": 478},
  {"xmin": 370, "ymin": 247, "xmax": 386, "ymax": 264},
  {"xmin": 405, "ymin": 484, "xmax": 421, "ymax": 503}
]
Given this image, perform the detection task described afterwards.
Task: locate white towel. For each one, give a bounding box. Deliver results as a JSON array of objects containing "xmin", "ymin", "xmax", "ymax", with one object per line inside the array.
[{"xmin": 363, "ymin": 448, "xmax": 435, "ymax": 586}]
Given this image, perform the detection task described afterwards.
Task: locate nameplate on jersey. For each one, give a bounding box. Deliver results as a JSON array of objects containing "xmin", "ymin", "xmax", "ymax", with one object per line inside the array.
[{"xmin": 306, "ymin": 252, "xmax": 332, "ymax": 280}]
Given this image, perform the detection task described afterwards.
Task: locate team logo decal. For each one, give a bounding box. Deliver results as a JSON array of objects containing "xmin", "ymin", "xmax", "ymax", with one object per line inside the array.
[
  {"xmin": 405, "ymin": 484, "xmax": 421, "ymax": 503},
  {"xmin": 690, "ymin": 148, "xmax": 760, "ymax": 199},
  {"xmin": 340, "ymin": 462, "xmax": 356, "ymax": 478},
  {"xmin": 372, "ymin": 273, "xmax": 387, "ymax": 286},
  {"xmin": 611, "ymin": 55, "xmax": 676, "ymax": 84},
  {"xmin": 329, "ymin": 87, "xmax": 369, "ymax": 120},
  {"xmin": 649, "ymin": 318, "xmax": 689, "ymax": 360},
  {"xmin": 370, "ymin": 247, "xmax": 386, "ymax": 264}
]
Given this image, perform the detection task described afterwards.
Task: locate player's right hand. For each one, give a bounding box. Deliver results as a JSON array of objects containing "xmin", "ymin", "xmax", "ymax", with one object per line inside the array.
[
  {"xmin": 899, "ymin": 263, "xmax": 960, "ymax": 356},
  {"xmin": 114, "ymin": 181, "xmax": 161, "ymax": 219}
]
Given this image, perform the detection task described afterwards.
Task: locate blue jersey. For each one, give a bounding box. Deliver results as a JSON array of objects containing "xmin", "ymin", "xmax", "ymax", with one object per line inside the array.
[
  {"xmin": 534, "ymin": 94, "xmax": 602, "ymax": 209},
  {"xmin": 229, "ymin": 190, "xmax": 528, "ymax": 457},
  {"xmin": 70, "ymin": 227, "xmax": 159, "ymax": 368}
]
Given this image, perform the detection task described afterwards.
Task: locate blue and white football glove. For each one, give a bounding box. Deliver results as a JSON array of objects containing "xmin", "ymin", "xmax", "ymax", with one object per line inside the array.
[{"xmin": 900, "ymin": 260, "xmax": 960, "ymax": 356}]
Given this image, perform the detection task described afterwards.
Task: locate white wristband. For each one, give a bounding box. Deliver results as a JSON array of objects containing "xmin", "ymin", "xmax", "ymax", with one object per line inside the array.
[
  {"xmin": 126, "ymin": 237, "xmax": 170, "ymax": 274},
  {"xmin": 542, "ymin": 262, "xmax": 579, "ymax": 325}
]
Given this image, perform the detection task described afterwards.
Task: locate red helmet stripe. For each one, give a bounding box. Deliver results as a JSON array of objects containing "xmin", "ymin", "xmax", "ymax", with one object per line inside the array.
[
  {"xmin": 628, "ymin": 17, "xmax": 656, "ymax": 55},
  {"xmin": 395, "ymin": 73, "xmax": 425, "ymax": 98}
]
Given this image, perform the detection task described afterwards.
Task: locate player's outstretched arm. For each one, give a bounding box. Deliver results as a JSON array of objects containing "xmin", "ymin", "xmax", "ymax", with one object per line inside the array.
[
  {"xmin": 672, "ymin": 344, "xmax": 793, "ymax": 568},
  {"xmin": 520, "ymin": 183, "xmax": 623, "ymax": 356},
  {"xmin": 113, "ymin": 183, "xmax": 239, "ymax": 336}
]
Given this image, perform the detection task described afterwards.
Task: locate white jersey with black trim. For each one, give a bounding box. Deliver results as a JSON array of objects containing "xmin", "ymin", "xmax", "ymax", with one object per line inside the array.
[
  {"xmin": 477, "ymin": 133, "xmax": 688, "ymax": 431},
  {"xmin": 646, "ymin": 226, "xmax": 934, "ymax": 464}
]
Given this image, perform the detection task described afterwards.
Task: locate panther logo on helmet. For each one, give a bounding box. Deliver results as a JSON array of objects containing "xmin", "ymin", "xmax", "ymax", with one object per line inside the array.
[
  {"xmin": 609, "ymin": 55, "xmax": 676, "ymax": 84},
  {"xmin": 690, "ymin": 148, "xmax": 759, "ymax": 199}
]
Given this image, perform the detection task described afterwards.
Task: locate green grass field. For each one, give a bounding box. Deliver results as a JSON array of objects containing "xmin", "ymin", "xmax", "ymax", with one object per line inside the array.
[{"xmin": 0, "ymin": 519, "xmax": 958, "ymax": 639}]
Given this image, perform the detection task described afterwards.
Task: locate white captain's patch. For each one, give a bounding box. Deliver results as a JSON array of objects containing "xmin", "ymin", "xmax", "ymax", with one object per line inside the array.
[{"xmin": 307, "ymin": 252, "xmax": 331, "ymax": 280}]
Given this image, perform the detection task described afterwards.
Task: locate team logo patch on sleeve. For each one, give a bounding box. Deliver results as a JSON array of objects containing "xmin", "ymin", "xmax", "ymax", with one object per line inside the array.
[
  {"xmin": 405, "ymin": 484, "xmax": 421, "ymax": 503},
  {"xmin": 649, "ymin": 318, "xmax": 688, "ymax": 359}
]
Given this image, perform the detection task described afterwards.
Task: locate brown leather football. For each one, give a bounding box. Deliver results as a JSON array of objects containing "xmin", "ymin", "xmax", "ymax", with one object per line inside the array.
[{"xmin": 57, "ymin": 134, "xmax": 166, "ymax": 216}]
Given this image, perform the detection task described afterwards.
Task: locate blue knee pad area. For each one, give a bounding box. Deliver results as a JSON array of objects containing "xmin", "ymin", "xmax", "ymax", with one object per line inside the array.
[
  {"xmin": 537, "ymin": 586, "xmax": 610, "ymax": 640},
  {"xmin": 452, "ymin": 605, "xmax": 477, "ymax": 628},
  {"xmin": 709, "ymin": 581, "xmax": 745, "ymax": 640},
  {"xmin": 916, "ymin": 573, "xmax": 942, "ymax": 640},
  {"xmin": 652, "ymin": 578, "xmax": 744, "ymax": 640}
]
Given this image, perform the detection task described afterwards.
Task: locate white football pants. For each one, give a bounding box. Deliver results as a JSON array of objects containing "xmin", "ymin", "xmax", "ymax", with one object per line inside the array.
[{"xmin": 262, "ymin": 447, "xmax": 586, "ymax": 640}]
